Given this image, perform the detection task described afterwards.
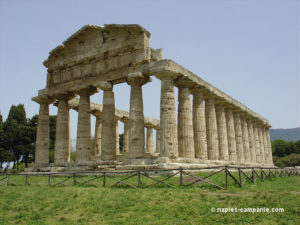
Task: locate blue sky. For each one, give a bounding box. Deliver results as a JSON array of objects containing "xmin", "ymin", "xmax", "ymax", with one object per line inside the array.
[{"xmin": 0, "ymin": 0, "xmax": 299, "ymax": 139}]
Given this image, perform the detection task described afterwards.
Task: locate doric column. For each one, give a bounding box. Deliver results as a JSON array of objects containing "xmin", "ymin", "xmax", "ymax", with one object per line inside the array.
[
  {"xmin": 100, "ymin": 82, "xmax": 116, "ymax": 160},
  {"xmin": 192, "ymin": 90, "xmax": 208, "ymax": 160},
  {"xmin": 115, "ymin": 118, "xmax": 119, "ymax": 155},
  {"xmin": 54, "ymin": 97, "xmax": 71, "ymax": 164},
  {"xmin": 205, "ymin": 96, "xmax": 219, "ymax": 160},
  {"xmin": 122, "ymin": 118, "xmax": 129, "ymax": 153},
  {"xmin": 265, "ymin": 128, "xmax": 274, "ymax": 165},
  {"xmin": 127, "ymin": 72, "xmax": 150, "ymax": 158},
  {"xmin": 178, "ymin": 86, "xmax": 194, "ymax": 158},
  {"xmin": 241, "ymin": 116, "xmax": 251, "ymax": 164},
  {"xmin": 262, "ymin": 127, "xmax": 269, "ymax": 164},
  {"xmin": 253, "ymin": 123, "xmax": 261, "ymax": 163},
  {"xmin": 158, "ymin": 76, "xmax": 178, "ymax": 158},
  {"xmin": 35, "ymin": 101, "xmax": 51, "ymax": 166},
  {"xmin": 247, "ymin": 120, "xmax": 256, "ymax": 164},
  {"xmin": 76, "ymin": 89, "xmax": 93, "ymax": 162},
  {"xmin": 258, "ymin": 125, "xmax": 265, "ymax": 164},
  {"xmin": 225, "ymin": 108, "xmax": 237, "ymax": 163},
  {"xmin": 233, "ymin": 112, "xmax": 244, "ymax": 164},
  {"xmin": 215, "ymin": 103, "xmax": 229, "ymax": 161},
  {"xmin": 146, "ymin": 127, "xmax": 154, "ymax": 153},
  {"xmin": 156, "ymin": 129, "xmax": 160, "ymax": 153},
  {"xmin": 94, "ymin": 116, "xmax": 102, "ymax": 156}
]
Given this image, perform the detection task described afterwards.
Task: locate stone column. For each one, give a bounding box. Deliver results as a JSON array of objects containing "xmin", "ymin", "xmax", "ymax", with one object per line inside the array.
[
  {"xmin": 241, "ymin": 116, "xmax": 251, "ymax": 164},
  {"xmin": 146, "ymin": 127, "xmax": 154, "ymax": 154},
  {"xmin": 262, "ymin": 127, "xmax": 269, "ymax": 164},
  {"xmin": 225, "ymin": 108, "xmax": 237, "ymax": 163},
  {"xmin": 233, "ymin": 112, "xmax": 244, "ymax": 164},
  {"xmin": 253, "ymin": 123, "xmax": 261, "ymax": 163},
  {"xmin": 247, "ymin": 120, "xmax": 256, "ymax": 164},
  {"xmin": 54, "ymin": 98, "xmax": 71, "ymax": 164},
  {"xmin": 122, "ymin": 118, "xmax": 129, "ymax": 153},
  {"xmin": 265, "ymin": 128, "xmax": 274, "ymax": 165},
  {"xmin": 94, "ymin": 116, "xmax": 102, "ymax": 156},
  {"xmin": 192, "ymin": 90, "xmax": 208, "ymax": 160},
  {"xmin": 127, "ymin": 72, "xmax": 150, "ymax": 158},
  {"xmin": 178, "ymin": 86, "xmax": 195, "ymax": 158},
  {"xmin": 115, "ymin": 118, "xmax": 119, "ymax": 155},
  {"xmin": 35, "ymin": 101, "xmax": 50, "ymax": 166},
  {"xmin": 158, "ymin": 76, "xmax": 178, "ymax": 158},
  {"xmin": 215, "ymin": 103, "xmax": 229, "ymax": 161},
  {"xmin": 76, "ymin": 89, "xmax": 92, "ymax": 163},
  {"xmin": 156, "ymin": 129, "xmax": 160, "ymax": 153},
  {"xmin": 205, "ymin": 96, "xmax": 219, "ymax": 160},
  {"xmin": 258, "ymin": 125, "xmax": 265, "ymax": 164},
  {"xmin": 100, "ymin": 83, "xmax": 116, "ymax": 160}
]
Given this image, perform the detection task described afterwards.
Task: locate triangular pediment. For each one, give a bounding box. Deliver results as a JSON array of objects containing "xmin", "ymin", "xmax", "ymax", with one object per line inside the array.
[{"xmin": 44, "ymin": 24, "xmax": 151, "ymax": 70}]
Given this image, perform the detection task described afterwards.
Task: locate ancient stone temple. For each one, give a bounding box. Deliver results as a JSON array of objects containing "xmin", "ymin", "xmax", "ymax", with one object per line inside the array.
[{"xmin": 32, "ymin": 24, "xmax": 273, "ymax": 171}]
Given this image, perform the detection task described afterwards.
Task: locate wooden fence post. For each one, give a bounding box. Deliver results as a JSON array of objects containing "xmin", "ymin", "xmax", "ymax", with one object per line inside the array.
[
  {"xmin": 225, "ymin": 166, "xmax": 228, "ymax": 189},
  {"xmin": 6, "ymin": 175, "xmax": 9, "ymax": 186},
  {"xmin": 73, "ymin": 173, "xmax": 76, "ymax": 186},
  {"xmin": 238, "ymin": 168, "xmax": 242, "ymax": 186},
  {"xmin": 180, "ymin": 168, "xmax": 183, "ymax": 186},
  {"xmin": 137, "ymin": 171, "xmax": 141, "ymax": 188},
  {"xmin": 103, "ymin": 172, "xmax": 106, "ymax": 187}
]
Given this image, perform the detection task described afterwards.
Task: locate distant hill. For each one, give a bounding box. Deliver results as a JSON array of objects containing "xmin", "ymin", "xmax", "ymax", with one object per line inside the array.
[{"xmin": 270, "ymin": 127, "xmax": 300, "ymax": 142}]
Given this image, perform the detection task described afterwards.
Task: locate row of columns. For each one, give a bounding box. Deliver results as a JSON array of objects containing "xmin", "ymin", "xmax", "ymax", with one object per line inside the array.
[
  {"xmin": 34, "ymin": 72, "xmax": 273, "ymax": 167},
  {"xmin": 158, "ymin": 76, "xmax": 273, "ymax": 165},
  {"xmin": 93, "ymin": 116, "xmax": 160, "ymax": 157},
  {"xmin": 35, "ymin": 72, "xmax": 161, "ymax": 166}
]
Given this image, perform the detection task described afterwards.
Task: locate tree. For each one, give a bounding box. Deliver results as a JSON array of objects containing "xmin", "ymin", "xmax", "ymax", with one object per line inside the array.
[
  {"xmin": 272, "ymin": 140, "xmax": 289, "ymax": 157},
  {"xmin": 3, "ymin": 105, "xmax": 27, "ymax": 166},
  {"xmin": 0, "ymin": 113, "xmax": 12, "ymax": 168}
]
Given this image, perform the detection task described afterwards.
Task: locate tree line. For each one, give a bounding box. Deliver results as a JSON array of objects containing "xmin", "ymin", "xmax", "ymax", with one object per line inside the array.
[{"xmin": 272, "ymin": 139, "xmax": 300, "ymax": 167}]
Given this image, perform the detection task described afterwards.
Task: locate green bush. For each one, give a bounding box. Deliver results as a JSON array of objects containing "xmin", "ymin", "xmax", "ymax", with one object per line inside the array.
[{"xmin": 273, "ymin": 153, "xmax": 300, "ymax": 167}]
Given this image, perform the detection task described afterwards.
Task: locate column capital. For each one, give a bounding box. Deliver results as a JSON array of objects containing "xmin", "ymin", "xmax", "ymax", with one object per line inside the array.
[
  {"xmin": 190, "ymin": 87, "xmax": 205, "ymax": 95},
  {"xmin": 224, "ymin": 103, "xmax": 235, "ymax": 110},
  {"xmin": 127, "ymin": 72, "xmax": 151, "ymax": 86},
  {"xmin": 76, "ymin": 87, "xmax": 98, "ymax": 96},
  {"xmin": 215, "ymin": 98, "xmax": 228, "ymax": 105},
  {"xmin": 154, "ymin": 69, "xmax": 180, "ymax": 80},
  {"xmin": 53, "ymin": 95, "xmax": 77, "ymax": 109},
  {"xmin": 120, "ymin": 117, "xmax": 129, "ymax": 123},
  {"xmin": 32, "ymin": 95, "xmax": 55, "ymax": 105},
  {"xmin": 174, "ymin": 76, "xmax": 195, "ymax": 89},
  {"xmin": 203, "ymin": 93, "xmax": 218, "ymax": 100},
  {"xmin": 94, "ymin": 81, "xmax": 113, "ymax": 91}
]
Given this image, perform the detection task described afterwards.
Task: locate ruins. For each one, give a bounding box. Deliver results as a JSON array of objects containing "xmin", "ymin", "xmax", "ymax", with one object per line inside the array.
[{"xmin": 32, "ymin": 24, "xmax": 274, "ymax": 171}]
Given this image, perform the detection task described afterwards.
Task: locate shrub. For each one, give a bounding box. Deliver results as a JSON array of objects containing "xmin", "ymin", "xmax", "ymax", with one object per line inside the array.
[{"xmin": 273, "ymin": 154, "xmax": 300, "ymax": 167}]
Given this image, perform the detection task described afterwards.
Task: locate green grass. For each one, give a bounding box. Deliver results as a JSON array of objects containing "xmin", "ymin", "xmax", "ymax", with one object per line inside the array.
[{"xmin": 0, "ymin": 173, "xmax": 299, "ymax": 225}]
